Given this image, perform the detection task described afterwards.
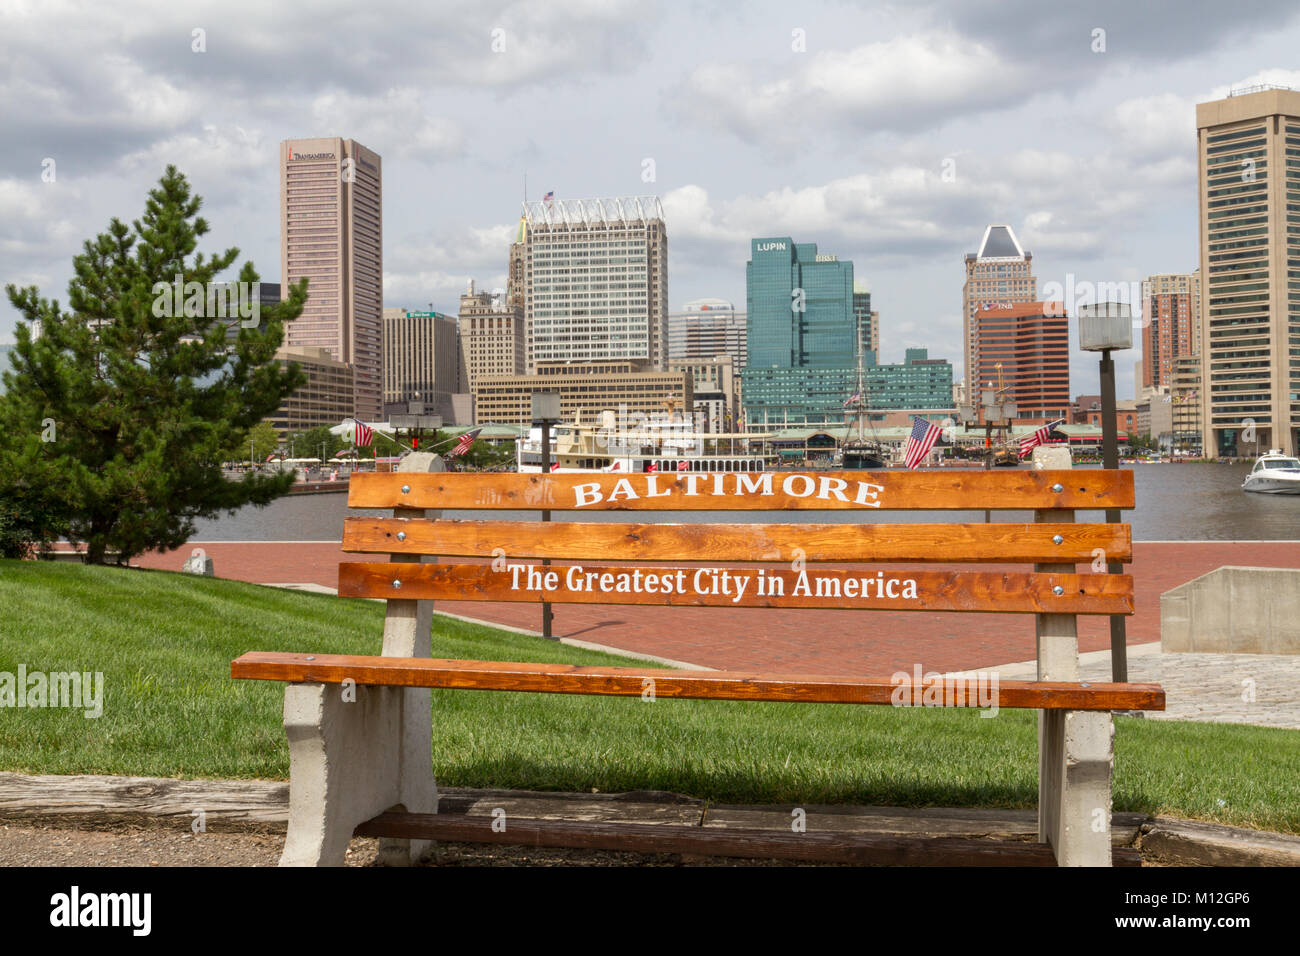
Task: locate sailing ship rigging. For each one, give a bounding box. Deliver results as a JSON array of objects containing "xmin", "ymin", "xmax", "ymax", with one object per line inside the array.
[{"xmin": 837, "ymin": 328, "xmax": 888, "ymax": 469}]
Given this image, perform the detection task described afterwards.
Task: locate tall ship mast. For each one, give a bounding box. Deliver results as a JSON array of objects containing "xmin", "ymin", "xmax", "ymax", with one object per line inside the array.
[{"xmin": 838, "ymin": 327, "xmax": 888, "ymax": 469}]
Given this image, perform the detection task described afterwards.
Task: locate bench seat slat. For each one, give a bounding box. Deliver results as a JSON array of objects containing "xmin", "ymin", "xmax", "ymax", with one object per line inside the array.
[
  {"xmin": 342, "ymin": 518, "xmax": 1132, "ymax": 564},
  {"xmin": 338, "ymin": 562, "xmax": 1135, "ymax": 615},
  {"xmin": 348, "ymin": 470, "xmax": 1136, "ymax": 512},
  {"xmin": 231, "ymin": 652, "xmax": 1165, "ymax": 711}
]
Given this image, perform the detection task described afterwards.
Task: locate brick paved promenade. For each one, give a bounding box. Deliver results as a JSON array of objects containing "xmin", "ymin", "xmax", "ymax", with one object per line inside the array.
[{"xmin": 133, "ymin": 541, "xmax": 1300, "ymax": 674}]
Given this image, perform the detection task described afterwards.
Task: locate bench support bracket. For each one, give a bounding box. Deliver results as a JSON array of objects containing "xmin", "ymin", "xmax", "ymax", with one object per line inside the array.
[
  {"xmin": 1032, "ymin": 445, "xmax": 1114, "ymax": 867},
  {"xmin": 279, "ymin": 452, "xmax": 443, "ymax": 867},
  {"xmin": 281, "ymin": 681, "xmax": 435, "ymax": 866}
]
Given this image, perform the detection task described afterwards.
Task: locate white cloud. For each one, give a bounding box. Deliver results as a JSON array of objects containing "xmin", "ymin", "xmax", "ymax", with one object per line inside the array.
[
  {"xmin": 0, "ymin": 177, "xmax": 85, "ymax": 264},
  {"xmin": 675, "ymin": 31, "xmax": 1026, "ymax": 144},
  {"xmin": 117, "ymin": 125, "xmax": 270, "ymax": 182},
  {"xmin": 1110, "ymin": 92, "xmax": 1193, "ymax": 159},
  {"xmin": 310, "ymin": 89, "xmax": 464, "ymax": 161},
  {"xmin": 1202, "ymin": 69, "xmax": 1300, "ymax": 103}
]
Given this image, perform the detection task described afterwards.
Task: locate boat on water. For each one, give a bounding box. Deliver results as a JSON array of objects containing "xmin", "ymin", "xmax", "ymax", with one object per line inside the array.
[
  {"xmin": 840, "ymin": 442, "xmax": 888, "ymax": 469},
  {"xmin": 836, "ymin": 327, "xmax": 889, "ymax": 469},
  {"xmin": 992, "ymin": 449, "xmax": 1021, "ymax": 467},
  {"xmin": 517, "ymin": 418, "xmax": 769, "ymax": 473},
  {"xmin": 1242, "ymin": 449, "xmax": 1300, "ymax": 494}
]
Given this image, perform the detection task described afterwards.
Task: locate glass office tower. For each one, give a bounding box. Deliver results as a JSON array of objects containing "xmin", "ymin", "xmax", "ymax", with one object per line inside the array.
[{"xmin": 741, "ymin": 237, "xmax": 857, "ymax": 425}]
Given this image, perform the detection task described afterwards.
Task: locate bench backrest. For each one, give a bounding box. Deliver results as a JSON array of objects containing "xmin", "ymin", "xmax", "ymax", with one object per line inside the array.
[{"xmin": 338, "ymin": 469, "xmax": 1134, "ymax": 628}]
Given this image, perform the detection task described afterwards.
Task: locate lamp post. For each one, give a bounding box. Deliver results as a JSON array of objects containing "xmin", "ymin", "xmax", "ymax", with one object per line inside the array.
[
  {"xmin": 531, "ymin": 392, "xmax": 562, "ymax": 640},
  {"xmin": 968, "ymin": 389, "xmax": 1016, "ymax": 521},
  {"xmin": 1079, "ymin": 301, "xmax": 1134, "ymax": 682}
]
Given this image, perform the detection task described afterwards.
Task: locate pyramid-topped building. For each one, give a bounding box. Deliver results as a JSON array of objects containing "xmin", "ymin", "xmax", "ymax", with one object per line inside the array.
[{"xmin": 962, "ymin": 224, "xmax": 1036, "ymax": 395}]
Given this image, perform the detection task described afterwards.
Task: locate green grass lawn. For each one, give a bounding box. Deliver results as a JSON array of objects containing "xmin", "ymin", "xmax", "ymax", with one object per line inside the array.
[{"xmin": 1, "ymin": 559, "xmax": 1298, "ymax": 833}]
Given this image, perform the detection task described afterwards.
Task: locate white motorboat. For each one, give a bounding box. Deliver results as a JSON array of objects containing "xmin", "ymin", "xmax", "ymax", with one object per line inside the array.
[{"xmin": 1242, "ymin": 449, "xmax": 1300, "ymax": 494}]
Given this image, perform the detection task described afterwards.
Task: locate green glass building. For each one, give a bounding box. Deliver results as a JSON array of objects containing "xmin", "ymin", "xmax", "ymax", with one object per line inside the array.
[
  {"xmin": 865, "ymin": 348, "xmax": 954, "ymax": 410},
  {"xmin": 741, "ymin": 237, "xmax": 858, "ymax": 425}
]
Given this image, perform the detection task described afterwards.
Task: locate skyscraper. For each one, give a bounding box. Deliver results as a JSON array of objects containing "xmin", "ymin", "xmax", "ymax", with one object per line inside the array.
[
  {"xmin": 381, "ymin": 307, "xmax": 462, "ymax": 408},
  {"xmin": 280, "ymin": 137, "xmax": 383, "ymax": 420},
  {"xmin": 667, "ymin": 298, "xmax": 747, "ymax": 368},
  {"xmin": 507, "ymin": 216, "xmax": 527, "ymax": 313},
  {"xmin": 740, "ymin": 237, "xmax": 857, "ymax": 424},
  {"xmin": 971, "ymin": 302, "xmax": 1070, "ymax": 421},
  {"xmin": 1196, "ymin": 86, "xmax": 1300, "ymax": 456},
  {"xmin": 459, "ymin": 279, "xmax": 525, "ymax": 391},
  {"xmin": 521, "ymin": 197, "xmax": 668, "ymax": 372},
  {"xmin": 852, "ymin": 284, "xmax": 879, "ymax": 365},
  {"xmin": 1140, "ymin": 272, "xmax": 1200, "ymax": 392},
  {"xmin": 864, "ymin": 348, "xmax": 954, "ymax": 410},
  {"xmin": 267, "ymin": 346, "xmax": 355, "ymax": 438},
  {"xmin": 962, "ymin": 225, "xmax": 1036, "ymax": 388}
]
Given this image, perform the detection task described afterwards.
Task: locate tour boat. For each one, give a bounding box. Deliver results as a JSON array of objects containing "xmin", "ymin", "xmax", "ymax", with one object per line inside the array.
[
  {"xmin": 1242, "ymin": 449, "xmax": 1300, "ymax": 494},
  {"xmin": 517, "ymin": 419, "xmax": 769, "ymax": 474}
]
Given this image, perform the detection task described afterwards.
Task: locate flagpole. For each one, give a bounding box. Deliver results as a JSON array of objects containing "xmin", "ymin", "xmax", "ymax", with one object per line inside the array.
[{"xmin": 348, "ymin": 417, "xmax": 479, "ymax": 456}]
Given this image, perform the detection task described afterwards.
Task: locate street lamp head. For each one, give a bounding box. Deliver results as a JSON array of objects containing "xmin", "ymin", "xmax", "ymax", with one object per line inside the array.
[
  {"xmin": 1078, "ymin": 302, "xmax": 1133, "ymax": 352},
  {"xmin": 530, "ymin": 391, "xmax": 562, "ymax": 424}
]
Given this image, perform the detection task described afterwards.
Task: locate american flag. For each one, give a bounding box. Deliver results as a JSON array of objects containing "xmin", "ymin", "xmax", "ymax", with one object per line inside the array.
[
  {"xmin": 1018, "ymin": 419, "xmax": 1065, "ymax": 458},
  {"xmin": 354, "ymin": 421, "xmax": 373, "ymax": 447},
  {"xmin": 543, "ymin": 191, "xmax": 554, "ymax": 201},
  {"xmin": 450, "ymin": 428, "xmax": 482, "ymax": 457},
  {"xmin": 843, "ymin": 391, "xmax": 861, "ymax": 408},
  {"xmin": 903, "ymin": 417, "xmax": 943, "ymax": 469}
]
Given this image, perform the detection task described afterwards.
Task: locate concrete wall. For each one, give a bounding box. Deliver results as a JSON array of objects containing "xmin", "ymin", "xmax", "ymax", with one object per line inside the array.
[{"xmin": 1161, "ymin": 566, "xmax": 1300, "ymax": 654}]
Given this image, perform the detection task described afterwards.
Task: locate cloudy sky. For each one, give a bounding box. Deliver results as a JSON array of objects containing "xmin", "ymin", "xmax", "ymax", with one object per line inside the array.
[{"xmin": 4, "ymin": 0, "xmax": 1300, "ymax": 398}]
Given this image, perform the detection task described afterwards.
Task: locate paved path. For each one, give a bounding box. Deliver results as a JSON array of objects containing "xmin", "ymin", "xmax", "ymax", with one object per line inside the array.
[
  {"xmin": 131, "ymin": 541, "xmax": 1300, "ymax": 676},
  {"xmin": 955, "ymin": 643, "xmax": 1300, "ymax": 730}
]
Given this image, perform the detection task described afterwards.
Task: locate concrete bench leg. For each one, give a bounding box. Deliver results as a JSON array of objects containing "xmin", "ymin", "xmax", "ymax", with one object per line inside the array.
[
  {"xmin": 1039, "ymin": 709, "xmax": 1114, "ymax": 866},
  {"xmin": 1030, "ymin": 446, "xmax": 1115, "ymax": 866},
  {"xmin": 280, "ymin": 682, "xmax": 436, "ymax": 867}
]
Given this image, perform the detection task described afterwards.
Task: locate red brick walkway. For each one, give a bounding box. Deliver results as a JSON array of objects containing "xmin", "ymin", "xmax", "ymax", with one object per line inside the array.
[{"xmin": 133, "ymin": 541, "xmax": 1300, "ymax": 674}]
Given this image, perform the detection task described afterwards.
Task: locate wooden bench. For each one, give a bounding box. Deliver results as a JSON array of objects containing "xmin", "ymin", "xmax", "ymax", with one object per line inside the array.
[{"xmin": 231, "ymin": 448, "xmax": 1164, "ymax": 866}]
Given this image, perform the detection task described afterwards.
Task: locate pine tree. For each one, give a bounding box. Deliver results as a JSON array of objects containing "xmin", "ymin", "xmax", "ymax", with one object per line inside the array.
[{"xmin": 0, "ymin": 166, "xmax": 307, "ymax": 565}]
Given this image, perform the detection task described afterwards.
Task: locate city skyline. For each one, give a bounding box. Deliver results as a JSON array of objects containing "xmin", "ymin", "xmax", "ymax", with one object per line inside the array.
[{"xmin": 5, "ymin": 1, "xmax": 1300, "ymax": 406}]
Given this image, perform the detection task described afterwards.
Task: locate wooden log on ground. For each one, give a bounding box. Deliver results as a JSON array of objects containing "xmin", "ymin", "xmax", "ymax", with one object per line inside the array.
[{"xmin": 354, "ymin": 811, "xmax": 1145, "ymax": 866}]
